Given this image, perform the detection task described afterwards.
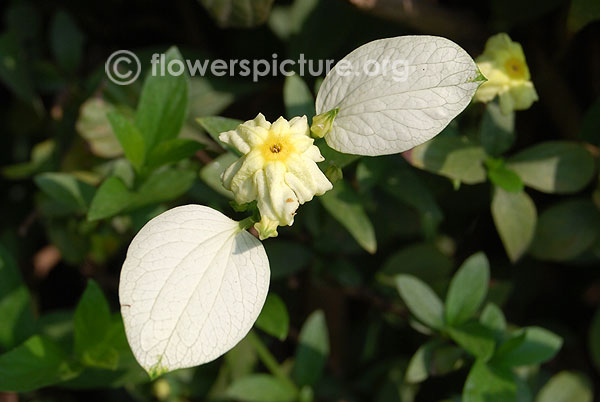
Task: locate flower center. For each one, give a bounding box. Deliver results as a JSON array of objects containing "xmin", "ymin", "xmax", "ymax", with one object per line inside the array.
[
  {"xmin": 260, "ymin": 133, "xmax": 295, "ymax": 162},
  {"xmin": 504, "ymin": 57, "xmax": 527, "ymax": 80}
]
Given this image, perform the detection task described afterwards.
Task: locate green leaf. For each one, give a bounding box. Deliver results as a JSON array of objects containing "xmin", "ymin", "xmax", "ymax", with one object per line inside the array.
[
  {"xmin": 255, "ymin": 293, "xmax": 289, "ymax": 340},
  {"xmin": 50, "ymin": 10, "xmax": 84, "ymax": 72},
  {"xmin": 131, "ymin": 167, "xmax": 197, "ymax": 209},
  {"xmin": 0, "ymin": 335, "xmax": 79, "ymax": 392},
  {"xmin": 263, "ymin": 240, "xmax": 313, "ymax": 280},
  {"xmin": 530, "ymin": 199, "xmax": 600, "ymax": 261},
  {"xmin": 74, "ymin": 280, "xmax": 119, "ymax": 369},
  {"xmin": 197, "ymin": 116, "xmax": 243, "ymax": 155},
  {"xmin": 383, "ymin": 167, "xmax": 444, "ymax": 237},
  {"xmin": 395, "ymin": 275, "xmax": 444, "ymax": 330},
  {"xmin": 535, "ymin": 371, "xmax": 593, "ymax": 402},
  {"xmin": 493, "ymin": 326, "xmax": 562, "ymax": 367},
  {"xmin": 87, "ymin": 176, "xmax": 134, "ymax": 221},
  {"xmin": 0, "ymin": 32, "xmax": 37, "ymax": 104},
  {"xmin": 319, "ymin": 180, "xmax": 377, "ymax": 254},
  {"xmin": 409, "ymin": 136, "xmax": 488, "ymax": 184},
  {"xmin": 486, "ymin": 159, "xmax": 524, "ymax": 193},
  {"xmin": 316, "ymin": 140, "xmax": 360, "ymax": 170},
  {"xmin": 198, "ymin": 152, "xmax": 237, "ymax": 198},
  {"xmin": 448, "ymin": 322, "xmax": 495, "ymax": 361},
  {"xmin": 480, "ymin": 303, "xmax": 507, "ymax": 343},
  {"xmin": 463, "ymin": 360, "xmax": 517, "ymax": 402},
  {"xmin": 445, "ymin": 252, "xmax": 490, "ymax": 327},
  {"xmin": 568, "ymin": 0, "xmax": 600, "ymax": 32},
  {"xmin": 268, "ymin": 0, "xmax": 319, "ymax": 40},
  {"xmin": 226, "ymin": 374, "xmax": 297, "ymax": 402},
  {"xmin": 491, "ymin": 187, "xmax": 537, "ymax": 263},
  {"xmin": 136, "ymin": 46, "xmax": 189, "ymax": 152},
  {"xmin": 199, "ymin": 0, "xmax": 276, "ymax": 28},
  {"xmin": 480, "ymin": 102, "xmax": 515, "ymax": 156},
  {"xmin": 0, "ymin": 244, "xmax": 36, "ymax": 351},
  {"xmin": 34, "ymin": 172, "xmax": 96, "ymax": 214},
  {"xmin": 589, "ymin": 308, "xmax": 600, "ymax": 372},
  {"xmin": 145, "ymin": 138, "xmax": 204, "ymax": 169},
  {"xmin": 76, "ymin": 98, "xmax": 124, "ymax": 158},
  {"xmin": 378, "ymin": 242, "xmax": 453, "ymax": 286},
  {"xmin": 507, "ymin": 141, "xmax": 595, "ymax": 194},
  {"xmin": 405, "ymin": 340, "xmax": 463, "ymax": 383},
  {"xmin": 107, "ymin": 111, "xmax": 146, "ymax": 172},
  {"xmin": 292, "ymin": 310, "xmax": 330, "ymax": 387},
  {"xmin": 284, "ymin": 74, "xmax": 314, "ymax": 119},
  {"xmin": 579, "ymin": 97, "xmax": 600, "ymax": 146}
]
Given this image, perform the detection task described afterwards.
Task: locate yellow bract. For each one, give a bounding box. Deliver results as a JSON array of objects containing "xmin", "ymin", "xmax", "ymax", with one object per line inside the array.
[
  {"xmin": 219, "ymin": 113, "xmax": 332, "ymax": 240},
  {"xmin": 474, "ymin": 33, "xmax": 538, "ymax": 114}
]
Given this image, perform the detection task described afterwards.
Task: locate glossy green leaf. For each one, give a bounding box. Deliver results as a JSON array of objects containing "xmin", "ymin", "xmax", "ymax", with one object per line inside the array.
[
  {"xmin": 396, "ymin": 274, "xmax": 444, "ymax": 330},
  {"xmin": 530, "ymin": 199, "xmax": 600, "ymax": 261},
  {"xmin": 74, "ymin": 280, "xmax": 119, "ymax": 369},
  {"xmin": 536, "ymin": 371, "xmax": 593, "ymax": 402},
  {"xmin": 255, "ymin": 293, "xmax": 289, "ymax": 340},
  {"xmin": 284, "ymin": 74, "xmax": 314, "ymax": 119},
  {"xmin": 0, "ymin": 245, "xmax": 36, "ymax": 351},
  {"xmin": 493, "ymin": 327, "xmax": 562, "ymax": 367},
  {"xmin": 445, "ymin": 253, "xmax": 490, "ymax": 327},
  {"xmin": 0, "ymin": 335, "xmax": 79, "ymax": 392},
  {"xmin": 34, "ymin": 172, "xmax": 96, "ymax": 214},
  {"xmin": 293, "ymin": 310, "xmax": 329, "ymax": 387},
  {"xmin": 199, "ymin": 0, "xmax": 275, "ymax": 28},
  {"xmin": 319, "ymin": 180, "xmax": 376, "ymax": 254},
  {"xmin": 76, "ymin": 98, "xmax": 124, "ymax": 158},
  {"xmin": 448, "ymin": 322, "xmax": 495, "ymax": 361},
  {"xmin": 87, "ymin": 176, "xmax": 133, "ymax": 221},
  {"xmin": 107, "ymin": 111, "xmax": 145, "ymax": 172},
  {"xmin": 410, "ymin": 136, "xmax": 488, "ymax": 184},
  {"xmin": 136, "ymin": 46, "xmax": 189, "ymax": 152},
  {"xmin": 507, "ymin": 142, "xmax": 595, "ymax": 194},
  {"xmin": 264, "ymin": 240, "xmax": 313, "ymax": 280},
  {"xmin": 491, "ymin": 187, "xmax": 537, "ymax": 262},
  {"xmin": 226, "ymin": 374, "xmax": 297, "ymax": 402},
  {"xmin": 463, "ymin": 360, "xmax": 517, "ymax": 402}
]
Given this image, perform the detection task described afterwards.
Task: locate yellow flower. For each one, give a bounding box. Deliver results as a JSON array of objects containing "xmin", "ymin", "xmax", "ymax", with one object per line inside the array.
[
  {"xmin": 220, "ymin": 113, "xmax": 333, "ymax": 239},
  {"xmin": 475, "ymin": 33, "xmax": 538, "ymax": 114}
]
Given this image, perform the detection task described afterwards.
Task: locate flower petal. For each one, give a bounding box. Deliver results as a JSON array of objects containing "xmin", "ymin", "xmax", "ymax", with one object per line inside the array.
[
  {"xmin": 222, "ymin": 150, "xmax": 264, "ymax": 204},
  {"xmin": 254, "ymin": 162, "xmax": 299, "ymax": 226},
  {"xmin": 219, "ymin": 113, "xmax": 270, "ymax": 155},
  {"xmin": 284, "ymin": 154, "xmax": 333, "ymax": 204}
]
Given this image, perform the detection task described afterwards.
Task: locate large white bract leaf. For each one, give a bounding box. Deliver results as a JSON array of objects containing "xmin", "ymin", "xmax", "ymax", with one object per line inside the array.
[
  {"xmin": 316, "ymin": 36, "xmax": 483, "ymax": 156},
  {"xmin": 119, "ymin": 205, "xmax": 269, "ymax": 375}
]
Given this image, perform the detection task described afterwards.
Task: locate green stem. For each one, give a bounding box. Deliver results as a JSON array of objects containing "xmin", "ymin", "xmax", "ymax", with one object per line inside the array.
[
  {"xmin": 238, "ymin": 215, "xmax": 258, "ymax": 231},
  {"xmin": 247, "ymin": 330, "xmax": 298, "ymax": 393}
]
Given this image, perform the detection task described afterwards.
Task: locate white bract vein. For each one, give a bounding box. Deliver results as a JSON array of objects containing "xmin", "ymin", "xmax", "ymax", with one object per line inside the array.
[
  {"xmin": 315, "ymin": 35, "xmax": 482, "ymax": 156},
  {"xmin": 119, "ymin": 205, "xmax": 270, "ymax": 374}
]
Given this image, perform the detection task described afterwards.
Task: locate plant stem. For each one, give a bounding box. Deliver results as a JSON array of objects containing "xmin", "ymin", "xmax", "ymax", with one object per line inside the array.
[{"xmin": 247, "ymin": 330, "xmax": 299, "ymax": 392}]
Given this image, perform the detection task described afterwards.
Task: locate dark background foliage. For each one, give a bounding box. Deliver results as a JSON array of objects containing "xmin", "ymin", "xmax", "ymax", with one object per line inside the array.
[{"xmin": 0, "ymin": 0, "xmax": 599, "ymax": 401}]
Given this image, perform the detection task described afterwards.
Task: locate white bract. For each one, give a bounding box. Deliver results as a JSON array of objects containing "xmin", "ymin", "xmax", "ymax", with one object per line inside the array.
[
  {"xmin": 119, "ymin": 205, "xmax": 269, "ymax": 375},
  {"xmin": 315, "ymin": 35, "xmax": 484, "ymax": 156}
]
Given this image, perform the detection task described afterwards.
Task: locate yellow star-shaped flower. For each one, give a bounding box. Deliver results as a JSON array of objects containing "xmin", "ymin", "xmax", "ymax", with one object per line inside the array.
[
  {"xmin": 220, "ymin": 113, "xmax": 333, "ymax": 239},
  {"xmin": 475, "ymin": 33, "xmax": 538, "ymax": 114}
]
